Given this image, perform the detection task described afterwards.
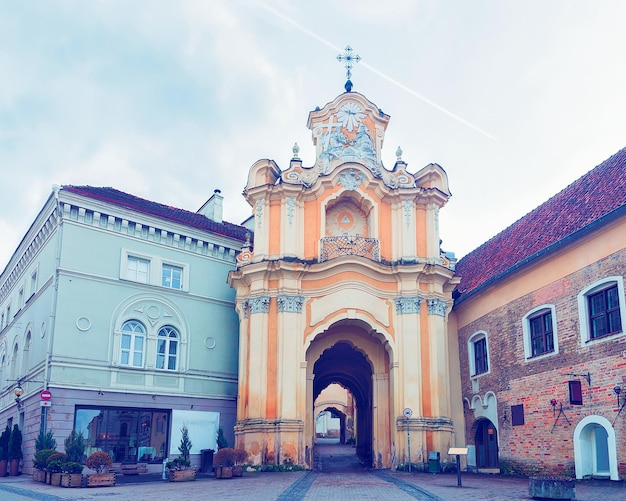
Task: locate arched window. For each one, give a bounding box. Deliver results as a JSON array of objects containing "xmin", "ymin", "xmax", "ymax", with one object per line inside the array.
[
  {"xmin": 11, "ymin": 343, "xmax": 19, "ymax": 380},
  {"xmin": 468, "ymin": 331, "xmax": 489, "ymax": 377},
  {"xmin": 21, "ymin": 332, "xmax": 32, "ymax": 376},
  {"xmin": 0, "ymin": 354, "xmax": 5, "ymax": 389},
  {"xmin": 156, "ymin": 326, "xmax": 178, "ymax": 371},
  {"xmin": 120, "ymin": 320, "xmax": 146, "ymax": 368}
]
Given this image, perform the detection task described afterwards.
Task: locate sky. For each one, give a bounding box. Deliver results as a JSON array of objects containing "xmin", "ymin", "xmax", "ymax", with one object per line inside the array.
[{"xmin": 1, "ymin": 1, "xmax": 626, "ymax": 267}]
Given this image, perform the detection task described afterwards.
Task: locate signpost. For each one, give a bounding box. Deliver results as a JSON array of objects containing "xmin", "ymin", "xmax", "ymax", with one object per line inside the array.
[
  {"xmin": 40, "ymin": 390, "xmax": 52, "ymax": 401},
  {"xmin": 403, "ymin": 408, "xmax": 412, "ymax": 472},
  {"xmin": 448, "ymin": 447, "xmax": 468, "ymax": 487}
]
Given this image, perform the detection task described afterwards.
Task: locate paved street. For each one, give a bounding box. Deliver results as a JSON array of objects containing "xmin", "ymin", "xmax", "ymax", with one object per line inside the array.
[{"xmin": 0, "ymin": 444, "xmax": 624, "ymax": 500}]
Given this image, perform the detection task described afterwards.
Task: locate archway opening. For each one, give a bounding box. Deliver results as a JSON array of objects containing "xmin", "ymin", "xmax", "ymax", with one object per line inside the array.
[
  {"xmin": 314, "ymin": 383, "xmax": 355, "ymax": 445},
  {"xmin": 313, "ymin": 341, "xmax": 373, "ymax": 465}
]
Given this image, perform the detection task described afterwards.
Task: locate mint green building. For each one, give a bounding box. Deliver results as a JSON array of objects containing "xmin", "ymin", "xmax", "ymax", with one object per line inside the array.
[{"xmin": 0, "ymin": 185, "xmax": 247, "ymax": 473}]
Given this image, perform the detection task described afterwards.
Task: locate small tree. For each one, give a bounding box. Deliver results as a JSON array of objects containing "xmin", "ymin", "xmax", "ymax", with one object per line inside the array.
[
  {"xmin": 8, "ymin": 425, "xmax": 22, "ymax": 461},
  {"xmin": 216, "ymin": 427, "xmax": 228, "ymax": 449},
  {"xmin": 0, "ymin": 425, "xmax": 10, "ymax": 461},
  {"xmin": 64, "ymin": 430, "xmax": 85, "ymax": 463},
  {"xmin": 178, "ymin": 425, "xmax": 192, "ymax": 461},
  {"xmin": 35, "ymin": 430, "xmax": 56, "ymax": 452}
]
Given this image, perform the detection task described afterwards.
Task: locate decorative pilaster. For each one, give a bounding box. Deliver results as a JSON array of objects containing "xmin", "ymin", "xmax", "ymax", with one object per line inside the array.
[
  {"xmin": 277, "ymin": 294, "xmax": 304, "ymax": 313},
  {"xmin": 427, "ymin": 298, "xmax": 446, "ymax": 317},
  {"xmin": 248, "ymin": 296, "xmax": 271, "ymax": 314},
  {"xmin": 395, "ymin": 296, "xmax": 423, "ymax": 314}
]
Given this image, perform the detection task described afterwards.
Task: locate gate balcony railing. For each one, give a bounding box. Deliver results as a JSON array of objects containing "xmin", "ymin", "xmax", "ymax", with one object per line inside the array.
[{"xmin": 320, "ymin": 235, "xmax": 380, "ymax": 262}]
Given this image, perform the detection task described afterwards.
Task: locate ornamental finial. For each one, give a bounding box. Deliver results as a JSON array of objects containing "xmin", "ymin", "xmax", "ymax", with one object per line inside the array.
[
  {"xmin": 337, "ymin": 45, "xmax": 361, "ymax": 92},
  {"xmin": 292, "ymin": 142, "xmax": 300, "ymax": 159},
  {"xmin": 396, "ymin": 146, "xmax": 403, "ymax": 161}
]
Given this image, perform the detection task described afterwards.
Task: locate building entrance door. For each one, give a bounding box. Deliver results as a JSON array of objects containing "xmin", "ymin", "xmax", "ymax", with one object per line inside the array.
[{"xmin": 475, "ymin": 419, "xmax": 499, "ymax": 468}]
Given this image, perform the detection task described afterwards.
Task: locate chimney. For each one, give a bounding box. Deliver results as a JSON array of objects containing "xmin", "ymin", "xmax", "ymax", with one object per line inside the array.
[{"xmin": 198, "ymin": 189, "xmax": 223, "ymax": 223}]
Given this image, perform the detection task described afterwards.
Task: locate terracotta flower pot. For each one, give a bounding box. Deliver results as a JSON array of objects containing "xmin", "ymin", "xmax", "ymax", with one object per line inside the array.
[
  {"xmin": 0, "ymin": 459, "xmax": 7, "ymax": 477},
  {"xmin": 9, "ymin": 459, "xmax": 19, "ymax": 476}
]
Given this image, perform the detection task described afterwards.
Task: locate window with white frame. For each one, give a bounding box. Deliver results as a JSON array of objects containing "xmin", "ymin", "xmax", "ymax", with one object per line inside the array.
[
  {"xmin": 578, "ymin": 277, "xmax": 625, "ymax": 344},
  {"xmin": 523, "ymin": 305, "xmax": 558, "ymax": 359},
  {"xmin": 162, "ymin": 264, "xmax": 183, "ymax": 290},
  {"xmin": 126, "ymin": 256, "xmax": 150, "ymax": 283},
  {"xmin": 468, "ymin": 331, "xmax": 490, "ymax": 376},
  {"xmin": 156, "ymin": 326, "xmax": 179, "ymax": 370},
  {"xmin": 30, "ymin": 270, "xmax": 38, "ymax": 298},
  {"xmin": 120, "ymin": 320, "xmax": 146, "ymax": 367}
]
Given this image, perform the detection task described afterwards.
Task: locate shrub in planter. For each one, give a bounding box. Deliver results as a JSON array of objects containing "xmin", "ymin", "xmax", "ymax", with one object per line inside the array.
[
  {"xmin": 0, "ymin": 425, "xmax": 10, "ymax": 477},
  {"xmin": 214, "ymin": 448, "xmax": 235, "ymax": 479},
  {"xmin": 46, "ymin": 454, "xmax": 67, "ymax": 487},
  {"xmin": 166, "ymin": 457, "xmax": 191, "ymax": 471},
  {"xmin": 177, "ymin": 425, "xmax": 192, "ymax": 462},
  {"xmin": 61, "ymin": 462, "xmax": 84, "ymax": 488},
  {"xmin": 8, "ymin": 424, "xmax": 22, "ymax": 476},
  {"xmin": 85, "ymin": 452, "xmax": 115, "ymax": 487},
  {"xmin": 33, "ymin": 449, "xmax": 57, "ymax": 482},
  {"xmin": 85, "ymin": 451, "xmax": 112, "ymax": 473},
  {"xmin": 232, "ymin": 448, "xmax": 247, "ymax": 477}
]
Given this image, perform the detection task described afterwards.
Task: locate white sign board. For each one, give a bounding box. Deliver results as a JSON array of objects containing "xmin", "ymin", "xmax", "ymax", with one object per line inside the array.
[
  {"xmin": 169, "ymin": 410, "xmax": 220, "ymax": 455},
  {"xmin": 448, "ymin": 447, "xmax": 468, "ymax": 455}
]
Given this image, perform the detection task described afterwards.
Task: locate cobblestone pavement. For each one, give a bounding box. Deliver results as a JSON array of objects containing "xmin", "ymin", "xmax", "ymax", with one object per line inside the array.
[{"xmin": 1, "ymin": 444, "xmax": 624, "ymax": 500}]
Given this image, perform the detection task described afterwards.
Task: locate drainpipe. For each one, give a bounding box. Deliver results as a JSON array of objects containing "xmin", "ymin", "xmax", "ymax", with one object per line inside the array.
[{"xmin": 42, "ymin": 185, "xmax": 63, "ymax": 431}]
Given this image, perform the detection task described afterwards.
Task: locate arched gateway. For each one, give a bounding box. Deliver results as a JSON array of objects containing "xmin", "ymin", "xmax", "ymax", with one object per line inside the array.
[{"xmin": 228, "ymin": 88, "xmax": 464, "ymax": 469}]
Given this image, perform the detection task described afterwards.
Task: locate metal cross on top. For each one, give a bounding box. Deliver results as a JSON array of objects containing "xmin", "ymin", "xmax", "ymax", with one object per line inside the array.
[{"xmin": 337, "ymin": 45, "xmax": 361, "ymax": 91}]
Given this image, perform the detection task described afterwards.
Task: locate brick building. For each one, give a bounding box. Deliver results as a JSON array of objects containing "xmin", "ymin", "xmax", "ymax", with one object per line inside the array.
[{"xmin": 451, "ymin": 147, "xmax": 626, "ymax": 480}]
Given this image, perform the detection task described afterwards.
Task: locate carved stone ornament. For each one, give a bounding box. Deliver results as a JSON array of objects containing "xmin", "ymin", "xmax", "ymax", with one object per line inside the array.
[
  {"xmin": 277, "ymin": 294, "xmax": 304, "ymax": 313},
  {"xmin": 395, "ymin": 296, "xmax": 423, "ymax": 314},
  {"xmin": 248, "ymin": 296, "xmax": 271, "ymax": 314},
  {"xmin": 427, "ymin": 298, "xmax": 447, "ymax": 317},
  {"xmin": 338, "ymin": 168, "xmax": 365, "ymax": 191}
]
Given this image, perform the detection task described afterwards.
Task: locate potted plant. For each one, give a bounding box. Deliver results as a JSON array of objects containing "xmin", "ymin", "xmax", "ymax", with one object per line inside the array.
[
  {"xmin": 213, "ymin": 448, "xmax": 235, "ymax": 479},
  {"xmin": 232, "ymin": 448, "xmax": 247, "ymax": 477},
  {"xmin": 166, "ymin": 425, "xmax": 196, "ymax": 482},
  {"xmin": 166, "ymin": 457, "xmax": 196, "ymax": 482},
  {"xmin": 33, "ymin": 449, "xmax": 57, "ymax": 482},
  {"xmin": 46, "ymin": 452, "xmax": 67, "ymax": 486},
  {"xmin": 8, "ymin": 424, "xmax": 22, "ymax": 476},
  {"xmin": 61, "ymin": 462, "xmax": 84, "ymax": 488},
  {"xmin": 84, "ymin": 451, "xmax": 115, "ymax": 487},
  {"xmin": 0, "ymin": 425, "xmax": 9, "ymax": 477}
]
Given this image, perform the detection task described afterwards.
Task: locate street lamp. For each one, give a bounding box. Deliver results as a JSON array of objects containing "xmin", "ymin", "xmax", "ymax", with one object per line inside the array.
[{"xmin": 14, "ymin": 384, "xmax": 24, "ymax": 409}]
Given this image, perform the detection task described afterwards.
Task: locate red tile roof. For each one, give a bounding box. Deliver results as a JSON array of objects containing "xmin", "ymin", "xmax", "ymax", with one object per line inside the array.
[
  {"xmin": 62, "ymin": 185, "xmax": 249, "ymax": 242},
  {"xmin": 454, "ymin": 147, "xmax": 626, "ymax": 304}
]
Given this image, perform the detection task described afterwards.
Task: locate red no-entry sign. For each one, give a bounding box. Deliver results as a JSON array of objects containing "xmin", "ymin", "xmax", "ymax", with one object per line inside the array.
[{"xmin": 40, "ymin": 390, "xmax": 52, "ymax": 401}]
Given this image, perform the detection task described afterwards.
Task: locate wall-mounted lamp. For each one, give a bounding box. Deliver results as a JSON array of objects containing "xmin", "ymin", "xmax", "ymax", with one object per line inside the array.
[
  {"xmin": 14, "ymin": 384, "xmax": 24, "ymax": 410},
  {"xmin": 614, "ymin": 385, "xmax": 622, "ymax": 408},
  {"xmin": 550, "ymin": 398, "xmax": 558, "ymax": 416}
]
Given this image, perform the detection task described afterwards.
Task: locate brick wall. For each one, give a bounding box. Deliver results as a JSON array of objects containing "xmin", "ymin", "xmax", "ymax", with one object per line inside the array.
[{"xmin": 457, "ymin": 248, "xmax": 626, "ymax": 478}]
